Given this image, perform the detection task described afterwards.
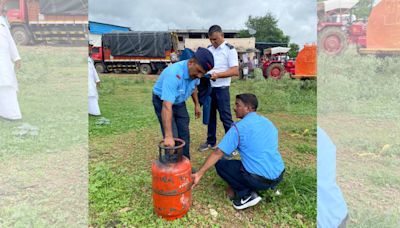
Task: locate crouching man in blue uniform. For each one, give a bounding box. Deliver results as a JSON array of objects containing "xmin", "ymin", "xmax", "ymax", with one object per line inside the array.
[
  {"xmin": 192, "ymin": 93, "xmax": 285, "ymax": 209},
  {"xmin": 152, "ymin": 47, "xmax": 214, "ymax": 160}
]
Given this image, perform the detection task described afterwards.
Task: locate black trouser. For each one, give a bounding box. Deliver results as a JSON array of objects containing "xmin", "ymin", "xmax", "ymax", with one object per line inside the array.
[
  {"xmin": 215, "ymin": 160, "xmax": 284, "ymax": 198},
  {"xmin": 206, "ymin": 86, "xmax": 233, "ymax": 145}
]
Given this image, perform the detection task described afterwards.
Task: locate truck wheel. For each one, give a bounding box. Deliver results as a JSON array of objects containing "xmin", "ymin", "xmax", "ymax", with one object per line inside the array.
[
  {"xmin": 140, "ymin": 64, "xmax": 152, "ymax": 75},
  {"xmin": 95, "ymin": 63, "xmax": 107, "ymax": 73},
  {"xmin": 266, "ymin": 63, "xmax": 285, "ymax": 79},
  {"xmin": 318, "ymin": 27, "xmax": 347, "ymax": 55},
  {"xmin": 11, "ymin": 26, "xmax": 30, "ymax": 45}
]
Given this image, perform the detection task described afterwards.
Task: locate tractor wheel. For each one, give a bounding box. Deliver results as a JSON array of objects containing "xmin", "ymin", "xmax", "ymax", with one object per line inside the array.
[
  {"xmin": 95, "ymin": 63, "xmax": 107, "ymax": 73},
  {"xmin": 266, "ymin": 63, "xmax": 285, "ymax": 79},
  {"xmin": 318, "ymin": 27, "xmax": 347, "ymax": 55},
  {"xmin": 11, "ymin": 26, "xmax": 30, "ymax": 45},
  {"xmin": 140, "ymin": 64, "xmax": 152, "ymax": 75}
]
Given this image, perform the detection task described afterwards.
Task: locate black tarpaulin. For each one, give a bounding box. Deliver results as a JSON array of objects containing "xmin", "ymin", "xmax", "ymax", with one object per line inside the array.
[
  {"xmin": 39, "ymin": 0, "xmax": 88, "ymax": 15},
  {"xmin": 102, "ymin": 32, "xmax": 172, "ymax": 58}
]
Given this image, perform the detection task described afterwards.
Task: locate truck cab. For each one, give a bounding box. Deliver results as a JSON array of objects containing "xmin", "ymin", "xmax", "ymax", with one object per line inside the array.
[
  {"xmin": 3, "ymin": 0, "xmax": 88, "ymax": 45},
  {"xmin": 3, "ymin": 0, "xmax": 32, "ymax": 44}
]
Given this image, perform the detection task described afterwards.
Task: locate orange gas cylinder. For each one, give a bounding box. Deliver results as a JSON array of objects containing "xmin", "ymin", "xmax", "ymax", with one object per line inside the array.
[{"xmin": 152, "ymin": 138, "xmax": 192, "ymax": 220}]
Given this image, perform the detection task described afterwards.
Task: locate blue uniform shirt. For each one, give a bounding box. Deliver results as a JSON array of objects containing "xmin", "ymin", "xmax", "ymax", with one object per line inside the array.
[
  {"xmin": 317, "ymin": 127, "xmax": 348, "ymax": 228},
  {"xmin": 217, "ymin": 112, "xmax": 285, "ymax": 179},
  {"xmin": 153, "ymin": 60, "xmax": 199, "ymax": 104}
]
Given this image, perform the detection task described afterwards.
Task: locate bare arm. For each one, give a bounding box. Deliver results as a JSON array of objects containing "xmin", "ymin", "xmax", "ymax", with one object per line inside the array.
[
  {"xmin": 191, "ymin": 148, "xmax": 225, "ymax": 188},
  {"xmin": 211, "ymin": 66, "xmax": 239, "ymax": 80},
  {"xmin": 191, "ymin": 87, "xmax": 201, "ymax": 119},
  {"xmin": 162, "ymin": 101, "xmax": 174, "ymax": 147}
]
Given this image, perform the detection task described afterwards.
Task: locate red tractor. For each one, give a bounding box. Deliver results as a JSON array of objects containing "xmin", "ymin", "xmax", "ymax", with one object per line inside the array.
[
  {"xmin": 262, "ymin": 47, "xmax": 295, "ymax": 79},
  {"xmin": 317, "ymin": 0, "xmax": 368, "ymax": 55},
  {"xmin": 262, "ymin": 45, "xmax": 317, "ymax": 80}
]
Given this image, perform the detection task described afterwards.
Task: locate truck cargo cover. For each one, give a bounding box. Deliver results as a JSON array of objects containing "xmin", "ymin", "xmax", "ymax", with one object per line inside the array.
[
  {"xmin": 102, "ymin": 32, "xmax": 172, "ymax": 57},
  {"xmin": 39, "ymin": 0, "xmax": 88, "ymax": 15}
]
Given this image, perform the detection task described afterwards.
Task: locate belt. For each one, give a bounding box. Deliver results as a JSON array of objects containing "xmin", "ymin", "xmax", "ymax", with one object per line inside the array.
[
  {"xmin": 212, "ymin": 86, "xmax": 230, "ymax": 89},
  {"xmin": 249, "ymin": 169, "xmax": 285, "ymax": 185}
]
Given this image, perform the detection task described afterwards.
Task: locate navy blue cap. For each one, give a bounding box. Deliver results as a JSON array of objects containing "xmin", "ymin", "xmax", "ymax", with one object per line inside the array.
[{"xmin": 194, "ymin": 47, "xmax": 214, "ymax": 72}]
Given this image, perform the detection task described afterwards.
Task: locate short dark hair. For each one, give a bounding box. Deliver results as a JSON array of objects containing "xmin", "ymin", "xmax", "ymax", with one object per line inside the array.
[
  {"xmin": 208, "ymin": 25, "xmax": 223, "ymax": 36},
  {"xmin": 236, "ymin": 93, "xmax": 258, "ymax": 111}
]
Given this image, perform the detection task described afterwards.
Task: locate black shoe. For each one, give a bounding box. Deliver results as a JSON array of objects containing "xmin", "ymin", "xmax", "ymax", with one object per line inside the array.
[
  {"xmin": 198, "ymin": 142, "xmax": 216, "ymax": 152},
  {"xmin": 232, "ymin": 192, "xmax": 262, "ymax": 210}
]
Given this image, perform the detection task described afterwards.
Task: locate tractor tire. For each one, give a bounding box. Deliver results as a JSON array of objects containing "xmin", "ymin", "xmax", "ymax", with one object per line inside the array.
[
  {"xmin": 11, "ymin": 26, "xmax": 30, "ymax": 45},
  {"xmin": 140, "ymin": 64, "xmax": 152, "ymax": 75},
  {"xmin": 95, "ymin": 63, "xmax": 107, "ymax": 73},
  {"xmin": 318, "ymin": 27, "xmax": 347, "ymax": 55},
  {"xmin": 266, "ymin": 63, "xmax": 285, "ymax": 79}
]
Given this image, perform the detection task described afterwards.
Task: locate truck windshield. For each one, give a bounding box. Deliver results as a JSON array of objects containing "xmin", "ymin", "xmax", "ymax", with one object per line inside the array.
[{"xmin": 5, "ymin": 1, "xmax": 20, "ymax": 10}]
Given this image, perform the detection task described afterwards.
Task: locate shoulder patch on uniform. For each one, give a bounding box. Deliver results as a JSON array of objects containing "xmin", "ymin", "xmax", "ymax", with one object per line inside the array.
[
  {"xmin": 207, "ymin": 44, "xmax": 212, "ymax": 48},
  {"xmin": 176, "ymin": 74, "xmax": 181, "ymax": 80},
  {"xmin": 225, "ymin": 43, "xmax": 234, "ymax": 49}
]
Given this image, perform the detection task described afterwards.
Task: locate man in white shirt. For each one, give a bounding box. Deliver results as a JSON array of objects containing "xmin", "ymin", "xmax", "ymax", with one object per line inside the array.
[
  {"xmin": 0, "ymin": 4, "xmax": 22, "ymax": 120},
  {"xmin": 198, "ymin": 25, "xmax": 239, "ymax": 151}
]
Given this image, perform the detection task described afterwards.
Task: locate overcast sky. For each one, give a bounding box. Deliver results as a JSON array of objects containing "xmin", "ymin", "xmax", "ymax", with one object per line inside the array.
[{"xmin": 89, "ymin": 0, "xmax": 316, "ymax": 46}]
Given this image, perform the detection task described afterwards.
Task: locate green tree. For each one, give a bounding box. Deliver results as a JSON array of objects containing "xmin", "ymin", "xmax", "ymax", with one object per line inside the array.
[
  {"xmin": 288, "ymin": 43, "xmax": 300, "ymax": 58},
  {"xmin": 237, "ymin": 12, "xmax": 290, "ymax": 44},
  {"xmin": 352, "ymin": 0, "xmax": 373, "ymax": 20}
]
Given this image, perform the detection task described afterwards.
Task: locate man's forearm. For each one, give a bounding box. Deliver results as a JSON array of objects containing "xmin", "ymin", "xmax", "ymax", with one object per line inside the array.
[
  {"xmin": 161, "ymin": 103, "xmax": 173, "ymax": 138},
  {"xmin": 215, "ymin": 66, "xmax": 239, "ymax": 78},
  {"xmin": 191, "ymin": 88, "xmax": 199, "ymax": 106},
  {"xmin": 198, "ymin": 148, "xmax": 224, "ymax": 176}
]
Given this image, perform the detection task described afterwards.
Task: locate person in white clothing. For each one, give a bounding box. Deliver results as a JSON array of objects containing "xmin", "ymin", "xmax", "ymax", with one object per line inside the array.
[
  {"xmin": 0, "ymin": 6, "xmax": 22, "ymax": 120},
  {"xmin": 88, "ymin": 56, "xmax": 101, "ymax": 116},
  {"xmin": 198, "ymin": 25, "xmax": 239, "ymax": 152}
]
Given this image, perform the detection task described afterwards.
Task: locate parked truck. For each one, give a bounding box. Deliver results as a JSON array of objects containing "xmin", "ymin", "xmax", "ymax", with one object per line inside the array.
[
  {"xmin": 91, "ymin": 32, "xmax": 179, "ymax": 74},
  {"xmin": 3, "ymin": 0, "xmax": 88, "ymax": 45}
]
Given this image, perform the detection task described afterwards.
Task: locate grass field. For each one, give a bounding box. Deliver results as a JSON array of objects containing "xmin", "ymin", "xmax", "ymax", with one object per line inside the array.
[
  {"xmin": 0, "ymin": 46, "xmax": 88, "ymax": 227},
  {"xmin": 89, "ymin": 73, "xmax": 317, "ymax": 227},
  {"xmin": 318, "ymin": 47, "xmax": 400, "ymax": 227}
]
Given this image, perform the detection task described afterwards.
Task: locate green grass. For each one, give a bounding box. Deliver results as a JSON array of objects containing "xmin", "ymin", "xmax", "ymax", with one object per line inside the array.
[
  {"xmin": 89, "ymin": 74, "xmax": 316, "ymax": 227},
  {"xmin": 318, "ymin": 46, "xmax": 400, "ymax": 227},
  {"xmin": 0, "ymin": 46, "xmax": 88, "ymax": 227},
  {"xmin": 0, "ymin": 46, "xmax": 87, "ymax": 159}
]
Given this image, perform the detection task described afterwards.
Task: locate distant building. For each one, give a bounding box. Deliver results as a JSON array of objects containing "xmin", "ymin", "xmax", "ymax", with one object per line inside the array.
[
  {"xmin": 89, "ymin": 21, "xmax": 131, "ymax": 46},
  {"xmin": 168, "ymin": 29, "xmax": 239, "ymax": 50}
]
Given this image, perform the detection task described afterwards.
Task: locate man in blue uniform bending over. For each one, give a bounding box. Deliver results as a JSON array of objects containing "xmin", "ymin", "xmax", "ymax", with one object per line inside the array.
[
  {"xmin": 192, "ymin": 93, "xmax": 285, "ymax": 209},
  {"xmin": 152, "ymin": 47, "xmax": 214, "ymax": 160}
]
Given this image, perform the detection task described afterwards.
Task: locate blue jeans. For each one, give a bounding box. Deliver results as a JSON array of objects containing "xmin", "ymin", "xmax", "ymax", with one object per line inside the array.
[
  {"xmin": 207, "ymin": 86, "xmax": 233, "ymax": 145},
  {"xmin": 152, "ymin": 94, "xmax": 190, "ymax": 159},
  {"xmin": 215, "ymin": 160, "xmax": 283, "ymax": 198}
]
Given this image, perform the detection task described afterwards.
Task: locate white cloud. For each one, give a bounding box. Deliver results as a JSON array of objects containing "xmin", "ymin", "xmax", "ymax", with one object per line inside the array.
[{"xmin": 89, "ymin": 0, "xmax": 316, "ymax": 45}]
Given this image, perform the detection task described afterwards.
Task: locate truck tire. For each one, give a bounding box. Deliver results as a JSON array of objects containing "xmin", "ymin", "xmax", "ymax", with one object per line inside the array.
[
  {"xmin": 266, "ymin": 63, "xmax": 285, "ymax": 79},
  {"xmin": 11, "ymin": 26, "xmax": 30, "ymax": 45},
  {"xmin": 318, "ymin": 27, "xmax": 347, "ymax": 55},
  {"xmin": 95, "ymin": 63, "xmax": 107, "ymax": 73},
  {"xmin": 140, "ymin": 64, "xmax": 152, "ymax": 75}
]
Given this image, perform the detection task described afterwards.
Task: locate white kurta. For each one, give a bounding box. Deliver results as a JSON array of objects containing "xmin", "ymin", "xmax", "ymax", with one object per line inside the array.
[
  {"xmin": 88, "ymin": 57, "xmax": 101, "ymax": 115},
  {"xmin": 0, "ymin": 16, "xmax": 22, "ymax": 120}
]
